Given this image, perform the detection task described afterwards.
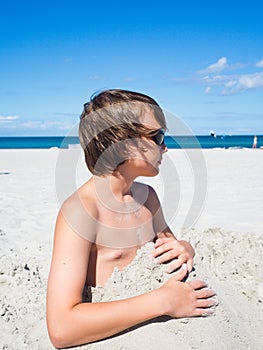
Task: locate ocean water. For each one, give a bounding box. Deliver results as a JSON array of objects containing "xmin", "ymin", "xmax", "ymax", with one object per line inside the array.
[{"xmin": 0, "ymin": 135, "xmax": 262, "ymax": 149}]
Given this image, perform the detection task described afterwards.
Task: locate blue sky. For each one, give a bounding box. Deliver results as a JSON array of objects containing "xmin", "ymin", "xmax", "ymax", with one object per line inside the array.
[{"xmin": 0, "ymin": 0, "xmax": 263, "ymax": 136}]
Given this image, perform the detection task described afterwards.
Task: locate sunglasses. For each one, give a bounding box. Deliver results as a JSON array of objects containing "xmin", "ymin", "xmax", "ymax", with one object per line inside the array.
[{"xmin": 151, "ymin": 129, "xmax": 165, "ymax": 145}]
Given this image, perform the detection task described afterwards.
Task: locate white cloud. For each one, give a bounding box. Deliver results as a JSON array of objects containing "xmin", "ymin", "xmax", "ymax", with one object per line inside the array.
[
  {"xmin": 237, "ymin": 72, "xmax": 263, "ymax": 89},
  {"xmin": 228, "ymin": 62, "xmax": 247, "ymax": 71},
  {"xmin": 255, "ymin": 59, "xmax": 263, "ymax": 68},
  {"xmin": 199, "ymin": 57, "xmax": 228, "ymax": 74},
  {"xmin": 0, "ymin": 115, "xmax": 19, "ymax": 121},
  {"xmin": 0, "ymin": 118, "xmax": 76, "ymax": 135},
  {"xmin": 225, "ymin": 80, "xmax": 236, "ymax": 88},
  {"xmin": 171, "ymin": 57, "xmax": 262, "ymax": 97},
  {"xmin": 201, "ymin": 74, "xmax": 230, "ymax": 85},
  {"xmin": 200, "ymin": 70, "xmax": 263, "ymax": 95},
  {"xmin": 222, "ymin": 71, "xmax": 263, "ymax": 95}
]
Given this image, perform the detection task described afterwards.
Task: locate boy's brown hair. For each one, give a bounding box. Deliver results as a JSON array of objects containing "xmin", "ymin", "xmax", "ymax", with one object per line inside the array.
[{"xmin": 79, "ymin": 89, "xmax": 167, "ymax": 175}]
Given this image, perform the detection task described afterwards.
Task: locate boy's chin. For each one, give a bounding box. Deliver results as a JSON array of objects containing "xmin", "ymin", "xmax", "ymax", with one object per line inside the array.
[{"xmin": 140, "ymin": 166, "xmax": 159, "ymax": 177}]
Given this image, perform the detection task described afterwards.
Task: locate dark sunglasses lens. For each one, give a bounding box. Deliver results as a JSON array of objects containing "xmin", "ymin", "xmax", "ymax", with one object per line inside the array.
[{"xmin": 154, "ymin": 130, "xmax": 165, "ymax": 145}]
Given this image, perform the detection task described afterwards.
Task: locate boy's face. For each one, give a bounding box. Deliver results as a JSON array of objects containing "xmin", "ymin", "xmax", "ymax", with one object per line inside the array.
[
  {"xmin": 129, "ymin": 139, "xmax": 164, "ymax": 177},
  {"xmin": 120, "ymin": 109, "xmax": 167, "ymax": 177}
]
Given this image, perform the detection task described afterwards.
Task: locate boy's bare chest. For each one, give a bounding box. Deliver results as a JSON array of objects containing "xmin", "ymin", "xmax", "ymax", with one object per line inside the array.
[
  {"xmin": 95, "ymin": 204, "xmax": 155, "ymax": 248},
  {"xmin": 87, "ymin": 204, "xmax": 155, "ymax": 286},
  {"xmin": 88, "ymin": 244, "xmax": 145, "ymax": 286}
]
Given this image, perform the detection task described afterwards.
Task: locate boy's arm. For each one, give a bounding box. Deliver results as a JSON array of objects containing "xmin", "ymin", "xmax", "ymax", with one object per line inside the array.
[
  {"xmin": 46, "ymin": 202, "xmax": 215, "ymax": 349},
  {"xmin": 46, "ymin": 208, "xmax": 160, "ymax": 347}
]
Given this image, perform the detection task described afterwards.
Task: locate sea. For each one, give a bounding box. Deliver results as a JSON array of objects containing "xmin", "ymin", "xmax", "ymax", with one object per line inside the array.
[{"xmin": 0, "ymin": 135, "xmax": 262, "ymax": 149}]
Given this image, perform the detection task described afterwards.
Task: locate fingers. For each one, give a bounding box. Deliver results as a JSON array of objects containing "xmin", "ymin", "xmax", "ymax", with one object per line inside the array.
[
  {"xmin": 152, "ymin": 238, "xmax": 194, "ymax": 274},
  {"xmin": 165, "ymin": 256, "xmax": 193, "ymax": 274},
  {"xmin": 196, "ymin": 298, "xmax": 217, "ymax": 309},
  {"xmin": 155, "ymin": 249, "xmax": 180, "ymax": 265},
  {"xmin": 165, "ymin": 257, "xmax": 184, "ymax": 273},
  {"xmin": 152, "ymin": 240, "xmax": 182, "ymax": 259},
  {"xmin": 186, "ymin": 258, "xmax": 193, "ymax": 273},
  {"xmin": 187, "ymin": 279, "xmax": 215, "ymax": 293},
  {"xmin": 192, "ymin": 308, "xmax": 215, "ymax": 317},
  {"xmin": 191, "ymin": 283, "xmax": 217, "ymax": 317},
  {"xmin": 188, "ymin": 281, "xmax": 217, "ymax": 311},
  {"xmin": 194, "ymin": 287, "xmax": 216, "ymax": 299},
  {"xmin": 172, "ymin": 263, "xmax": 188, "ymax": 281},
  {"xmin": 194, "ymin": 296, "xmax": 218, "ymax": 318},
  {"xmin": 154, "ymin": 238, "xmax": 163, "ymax": 248},
  {"xmin": 187, "ymin": 279, "xmax": 209, "ymax": 290},
  {"xmin": 162, "ymin": 273, "xmax": 217, "ymax": 318},
  {"xmin": 154, "ymin": 237, "xmax": 173, "ymax": 248}
]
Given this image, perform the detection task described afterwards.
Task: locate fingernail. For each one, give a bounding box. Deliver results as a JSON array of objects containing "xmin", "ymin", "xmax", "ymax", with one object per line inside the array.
[{"xmin": 203, "ymin": 309, "xmax": 214, "ymax": 316}]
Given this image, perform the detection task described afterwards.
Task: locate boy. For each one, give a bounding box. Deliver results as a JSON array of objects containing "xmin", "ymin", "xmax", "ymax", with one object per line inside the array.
[{"xmin": 46, "ymin": 89, "xmax": 216, "ymax": 348}]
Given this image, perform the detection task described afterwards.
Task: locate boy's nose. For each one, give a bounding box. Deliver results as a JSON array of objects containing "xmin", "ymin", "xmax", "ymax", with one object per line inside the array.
[{"xmin": 161, "ymin": 143, "xmax": 168, "ymax": 153}]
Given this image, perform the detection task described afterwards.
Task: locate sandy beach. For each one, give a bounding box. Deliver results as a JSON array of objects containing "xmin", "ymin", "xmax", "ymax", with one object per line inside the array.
[{"xmin": 0, "ymin": 148, "xmax": 262, "ymax": 349}]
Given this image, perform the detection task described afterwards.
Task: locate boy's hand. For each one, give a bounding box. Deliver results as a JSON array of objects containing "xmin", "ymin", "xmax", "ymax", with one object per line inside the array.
[
  {"xmin": 159, "ymin": 264, "xmax": 217, "ymax": 318},
  {"xmin": 152, "ymin": 237, "xmax": 195, "ymax": 273}
]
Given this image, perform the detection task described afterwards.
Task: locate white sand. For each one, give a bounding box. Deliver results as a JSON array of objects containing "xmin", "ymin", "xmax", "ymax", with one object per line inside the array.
[{"xmin": 0, "ymin": 149, "xmax": 263, "ymax": 349}]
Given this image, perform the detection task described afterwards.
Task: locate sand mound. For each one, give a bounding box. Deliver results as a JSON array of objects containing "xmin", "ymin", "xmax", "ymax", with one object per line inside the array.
[
  {"xmin": 77, "ymin": 229, "xmax": 262, "ymax": 350},
  {"xmin": 1, "ymin": 226, "xmax": 262, "ymax": 349}
]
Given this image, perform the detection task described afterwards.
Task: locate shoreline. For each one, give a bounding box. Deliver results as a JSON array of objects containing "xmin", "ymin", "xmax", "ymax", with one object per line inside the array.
[{"xmin": 1, "ymin": 134, "xmax": 263, "ymax": 150}]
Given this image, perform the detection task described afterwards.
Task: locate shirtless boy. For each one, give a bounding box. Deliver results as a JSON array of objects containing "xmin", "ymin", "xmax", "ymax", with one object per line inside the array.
[{"xmin": 46, "ymin": 89, "xmax": 216, "ymax": 348}]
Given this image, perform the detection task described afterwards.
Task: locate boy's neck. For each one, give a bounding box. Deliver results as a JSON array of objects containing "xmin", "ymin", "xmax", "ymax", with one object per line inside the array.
[
  {"xmin": 91, "ymin": 170, "xmax": 146, "ymax": 214},
  {"xmin": 93, "ymin": 172, "xmax": 134, "ymax": 201}
]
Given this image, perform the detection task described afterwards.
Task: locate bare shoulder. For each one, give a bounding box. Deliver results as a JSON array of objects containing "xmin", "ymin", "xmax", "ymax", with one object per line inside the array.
[
  {"xmin": 59, "ymin": 179, "xmax": 98, "ymax": 243},
  {"xmin": 47, "ymin": 183, "xmax": 98, "ymax": 331}
]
